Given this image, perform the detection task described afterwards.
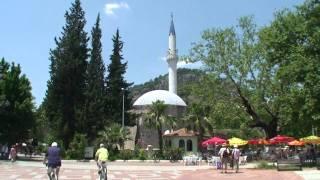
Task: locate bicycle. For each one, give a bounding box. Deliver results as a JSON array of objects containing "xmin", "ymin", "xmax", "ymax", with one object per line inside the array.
[
  {"xmin": 48, "ymin": 167, "xmax": 58, "ymax": 180},
  {"xmin": 152, "ymin": 151, "xmax": 161, "ymax": 163},
  {"xmin": 44, "ymin": 162, "xmax": 59, "ymax": 180},
  {"xmin": 98, "ymin": 161, "xmax": 107, "ymax": 180}
]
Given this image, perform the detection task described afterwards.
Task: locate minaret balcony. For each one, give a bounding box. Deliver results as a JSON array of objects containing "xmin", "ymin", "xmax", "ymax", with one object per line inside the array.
[{"xmin": 166, "ymin": 50, "xmax": 178, "ymax": 60}]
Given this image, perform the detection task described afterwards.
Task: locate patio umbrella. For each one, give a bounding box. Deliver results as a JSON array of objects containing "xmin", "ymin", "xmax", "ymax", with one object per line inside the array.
[
  {"xmin": 201, "ymin": 137, "xmax": 226, "ymax": 147},
  {"xmin": 300, "ymin": 135, "xmax": 320, "ymax": 144},
  {"xmin": 269, "ymin": 135, "xmax": 295, "ymax": 144},
  {"xmin": 288, "ymin": 140, "xmax": 305, "ymax": 146},
  {"xmin": 248, "ymin": 138, "xmax": 269, "ymax": 145},
  {"xmin": 228, "ymin": 137, "xmax": 248, "ymax": 146}
]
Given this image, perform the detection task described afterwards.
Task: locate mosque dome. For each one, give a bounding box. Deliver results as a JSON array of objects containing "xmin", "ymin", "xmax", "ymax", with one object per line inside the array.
[{"xmin": 133, "ymin": 90, "xmax": 187, "ymax": 106}]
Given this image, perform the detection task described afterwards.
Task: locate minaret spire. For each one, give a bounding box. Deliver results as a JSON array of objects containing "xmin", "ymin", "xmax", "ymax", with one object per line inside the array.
[
  {"xmin": 167, "ymin": 14, "xmax": 178, "ymax": 94},
  {"xmin": 169, "ymin": 13, "xmax": 176, "ymax": 36}
]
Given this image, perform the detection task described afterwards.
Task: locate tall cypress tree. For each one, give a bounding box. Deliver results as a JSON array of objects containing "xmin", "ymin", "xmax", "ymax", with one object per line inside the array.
[
  {"xmin": 105, "ymin": 29, "xmax": 132, "ymax": 125},
  {"xmin": 45, "ymin": 0, "xmax": 89, "ymax": 148},
  {"xmin": 84, "ymin": 14, "xmax": 106, "ymax": 142}
]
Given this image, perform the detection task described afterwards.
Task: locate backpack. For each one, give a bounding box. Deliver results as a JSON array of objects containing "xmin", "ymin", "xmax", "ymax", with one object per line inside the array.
[{"xmin": 222, "ymin": 148, "xmax": 229, "ymax": 158}]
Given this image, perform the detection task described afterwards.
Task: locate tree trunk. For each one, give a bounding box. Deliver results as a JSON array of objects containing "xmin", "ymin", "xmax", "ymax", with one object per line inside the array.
[
  {"xmin": 233, "ymin": 78, "xmax": 279, "ymax": 139},
  {"xmin": 157, "ymin": 119, "xmax": 163, "ymax": 154}
]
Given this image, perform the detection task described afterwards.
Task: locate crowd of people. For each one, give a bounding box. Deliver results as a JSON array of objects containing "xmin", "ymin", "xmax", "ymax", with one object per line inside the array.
[{"xmin": 0, "ymin": 138, "xmax": 38, "ymax": 161}]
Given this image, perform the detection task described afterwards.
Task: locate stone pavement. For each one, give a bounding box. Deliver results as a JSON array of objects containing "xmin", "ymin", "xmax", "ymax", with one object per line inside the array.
[
  {"xmin": 0, "ymin": 160, "xmax": 318, "ymax": 180},
  {"xmin": 294, "ymin": 169, "xmax": 320, "ymax": 180}
]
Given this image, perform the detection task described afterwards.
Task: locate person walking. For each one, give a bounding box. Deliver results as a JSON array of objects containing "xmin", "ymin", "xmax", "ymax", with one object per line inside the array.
[
  {"xmin": 232, "ymin": 145, "xmax": 241, "ymax": 173},
  {"xmin": 9, "ymin": 145, "xmax": 17, "ymax": 162},
  {"xmin": 218, "ymin": 143, "xmax": 230, "ymax": 173},
  {"xmin": 43, "ymin": 142, "xmax": 61, "ymax": 180}
]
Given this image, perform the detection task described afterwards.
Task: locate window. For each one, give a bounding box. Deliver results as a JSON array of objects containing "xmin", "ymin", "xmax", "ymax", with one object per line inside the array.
[
  {"xmin": 179, "ymin": 139, "xmax": 185, "ymax": 149},
  {"xmin": 165, "ymin": 139, "xmax": 172, "ymax": 148},
  {"xmin": 187, "ymin": 139, "xmax": 193, "ymax": 151}
]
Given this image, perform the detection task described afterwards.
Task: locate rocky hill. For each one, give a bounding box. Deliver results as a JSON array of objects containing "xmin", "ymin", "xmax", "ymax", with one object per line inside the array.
[{"xmin": 129, "ymin": 68, "xmax": 205, "ymax": 104}]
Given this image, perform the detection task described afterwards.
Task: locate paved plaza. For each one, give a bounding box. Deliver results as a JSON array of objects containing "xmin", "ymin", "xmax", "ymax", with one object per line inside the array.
[{"xmin": 0, "ymin": 160, "xmax": 319, "ymax": 180}]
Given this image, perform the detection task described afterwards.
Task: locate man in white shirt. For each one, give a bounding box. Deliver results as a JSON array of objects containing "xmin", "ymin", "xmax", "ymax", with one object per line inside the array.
[
  {"xmin": 232, "ymin": 145, "xmax": 241, "ymax": 173},
  {"xmin": 218, "ymin": 143, "xmax": 230, "ymax": 173}
]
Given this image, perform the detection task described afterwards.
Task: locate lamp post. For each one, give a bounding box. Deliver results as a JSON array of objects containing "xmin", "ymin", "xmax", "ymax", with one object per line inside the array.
[{"xmin": 121, "ymin": 88, "xmax": 125, "ymax": 128}]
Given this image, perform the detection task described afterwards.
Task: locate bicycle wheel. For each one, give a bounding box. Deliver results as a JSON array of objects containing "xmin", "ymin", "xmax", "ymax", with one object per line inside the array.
[
  {"xmin": 99, "ymin": 168, "xmax": 106, "ymax": 180},
  {"xmin": 50, "ymin": 172, "xmax": 56, "ymax": 180}
]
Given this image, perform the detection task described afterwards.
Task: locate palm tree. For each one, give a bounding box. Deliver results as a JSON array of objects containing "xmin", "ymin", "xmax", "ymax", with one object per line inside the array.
[
  {"xmin": 183, "ymin": 103, "xmax": 213, "ymax": 147},
  {"xmin": 98, "ymin": 123, "xmax": 131, "ymax": 150},
  {"xmin": 144, "ymin": 100, "xmax": 168, "ymax": 154}
]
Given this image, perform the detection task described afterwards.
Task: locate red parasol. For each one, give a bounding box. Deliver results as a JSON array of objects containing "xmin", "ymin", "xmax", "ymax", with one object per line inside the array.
[
  {"xmin": 269, "ymin": 135, "xmax": 295, "ymax": 144},
  {"xmin": 201, "ymin": 137, "xmax": 227, "ymax": 147},
  {"xmin": 248, "ymin": 138, "xmax": 269, "ymax": 145}
]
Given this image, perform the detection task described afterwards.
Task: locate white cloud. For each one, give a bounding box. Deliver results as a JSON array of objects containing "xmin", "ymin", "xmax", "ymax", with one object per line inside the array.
[
  {"xmin": 104, "ymin": 2, "xmax": 129, "ymax": 16},
  {"xmin": 177, "ymin": 61, "xmax": 187, "ymax": 67},
  {"xmin": 159, "ymin": 56, "xmax": 203, "ymax": 69}
]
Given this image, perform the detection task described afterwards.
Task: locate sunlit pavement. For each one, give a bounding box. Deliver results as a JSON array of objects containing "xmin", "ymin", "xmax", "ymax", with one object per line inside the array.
[{"xmin": 0, "ymin": 160, "xmax": 317, "ymax": 180}]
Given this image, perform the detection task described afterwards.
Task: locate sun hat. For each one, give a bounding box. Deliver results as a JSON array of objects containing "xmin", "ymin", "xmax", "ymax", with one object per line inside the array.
[{"xmin": 51, "ymin": 142, "xmax": 58, "ymax": 147}]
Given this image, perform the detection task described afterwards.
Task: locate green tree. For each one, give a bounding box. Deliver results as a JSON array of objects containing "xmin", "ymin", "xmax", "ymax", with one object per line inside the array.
[
  {"xmin": 259, "ymin": 0, "xmax": 320, "ymax": 136},
  {"xmin": 98, "ymin": 123, "xmax": 130, "ymax": 150},
  {"xmin": 183, "ymin": 74, "xmax": 253, "ymax": 138},
  {"xmin": 33, "ymin": 104, "xmax": 50, "ymax": 142},
  {"xmin": 44, "ymin": 0, "xmax": 89, "ymax": 148},
  {"xmin": 83, "ymin": 14, "xmax": 106, "ymax": 142},
  {"xmin": 183, "ymin": 103, "xmax": 212, "ymax": 144},
  {"xmin": 186, "ymin": 16, "xmax": 283, "ymax": 138},
  {"xmin": 105, "ymin": 29, "xmax": 133, "ymax": 125},
  {"xmin": 144, "ymin": 100, "xmax": 168, "ymax": 154},
  {"xmin": 66, "ymin": 133, "xmax": 87, "ymax": 159},
  {"xmin": 0, "ymin": 58, "xmax": 35, "ymax": 144}
]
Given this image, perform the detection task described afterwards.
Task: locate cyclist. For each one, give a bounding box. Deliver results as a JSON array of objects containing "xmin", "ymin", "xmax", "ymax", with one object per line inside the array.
[
  {"xmin": 43, "ymin": 142, "xmax": 61, "ymax": 180},
  {"xmin": 95, "ymin": 143, "xmax": 109, "ymax": 176}
]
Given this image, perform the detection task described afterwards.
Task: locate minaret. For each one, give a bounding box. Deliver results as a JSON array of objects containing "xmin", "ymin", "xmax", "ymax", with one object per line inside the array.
[{"xmin": 167, "ymin": 14, "xmax": 178, "ymax": 94}]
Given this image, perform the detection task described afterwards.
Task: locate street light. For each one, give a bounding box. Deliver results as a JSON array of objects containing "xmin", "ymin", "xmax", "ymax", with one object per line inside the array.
[{"xmin": 121, "ymin": 88, "xmax": 125, "ymax": 128}]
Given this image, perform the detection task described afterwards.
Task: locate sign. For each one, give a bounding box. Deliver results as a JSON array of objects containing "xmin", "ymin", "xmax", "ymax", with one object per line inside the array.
[{"xmin": 84, "ymin": 147, "xmax": 94, "ymax": 159}]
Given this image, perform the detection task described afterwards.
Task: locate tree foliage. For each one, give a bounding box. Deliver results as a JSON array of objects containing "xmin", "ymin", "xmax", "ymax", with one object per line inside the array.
[
  {"xmin": 144, "ymin": 100, "xmax": 168, "ymax": 154},
  {"xmin": 185, "ymin": 1, "xmax": 320, "ymax": 138},
  {"xmin": 44, "ymin": 0, "xmax": 89, "ymax": 148},
  {"xmin": 259, "ymin": 0, "xmax": 320, "ymax": 136},
  {"xmin": 83, "ymin": 14, "xmax": 106, "ymax": 142},
  {"xmin": 98, "ymin": 123, "xmax": 131, "ymax": 151},
  {"xmin": 186, "ymin": 16, "xmax": 286, "ymax": 138},
  {"xmin": 105, "ymin": 29, "xmax": 133, "ymax": 125},
  {"xmin": 0, "ymin": 58, "xmax": 35, "ymax": 144}
]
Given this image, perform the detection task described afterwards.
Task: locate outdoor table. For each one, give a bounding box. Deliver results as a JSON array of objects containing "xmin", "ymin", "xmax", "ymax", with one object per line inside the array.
[{"xmin": 183, "ymin": 156, "xmax": 200, "ymax": 166}]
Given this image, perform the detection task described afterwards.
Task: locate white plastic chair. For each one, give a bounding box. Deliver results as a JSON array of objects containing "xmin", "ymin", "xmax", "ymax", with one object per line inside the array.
[
  {"xmin": 207, "ymin": 156, "xmax": 213, "ymax": 166},
  {"xmin": 240, "ymin": 155, "xmax": 247, "ymax": 165}
]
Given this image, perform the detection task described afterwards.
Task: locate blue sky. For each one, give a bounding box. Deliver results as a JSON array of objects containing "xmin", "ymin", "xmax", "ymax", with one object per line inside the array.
[{"xmin": 0, "ymin": 0, "xmax": 305, "ymax": 106}]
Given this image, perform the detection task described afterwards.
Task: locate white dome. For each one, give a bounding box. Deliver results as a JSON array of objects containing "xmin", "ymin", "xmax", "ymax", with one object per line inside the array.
[{"xmin": 133, "ymin": 90, "xmax": 187, "ymax": 106}]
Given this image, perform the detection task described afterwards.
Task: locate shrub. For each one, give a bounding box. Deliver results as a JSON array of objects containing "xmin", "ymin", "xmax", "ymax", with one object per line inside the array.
[
  {"xmin": 256, "ymin": 160, "xmax": 275, "ymax": 169},
  {"xmin": 138, "ymin": 149, "xmax": 147, "ymax": 161},
  {"xmin": 65, "ymin": 133, "xmax": 87, "ymax": 160},
  {"xmin": 108, "ymin": 154, "xmax": 118, "ymax": 161},
  {"xmin": 163, "ymin": 148, "xmax": 184, "ymax": 161},
  {"xmin": 119, "ymin": 149, "xmax": 134, "ymax": 160}
]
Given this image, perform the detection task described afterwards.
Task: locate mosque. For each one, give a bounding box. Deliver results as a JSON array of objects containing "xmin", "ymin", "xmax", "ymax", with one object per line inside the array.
[{"xmin": 129, "ymin": 15, "xmax": 199, "ymax": 153}]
